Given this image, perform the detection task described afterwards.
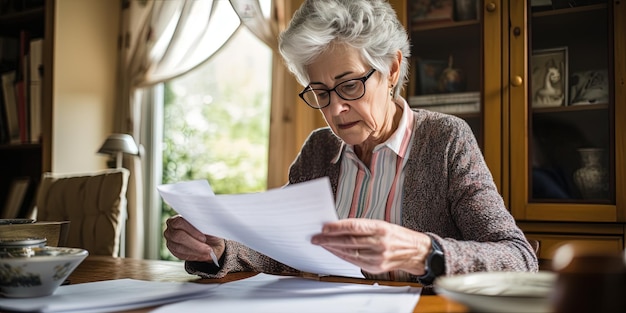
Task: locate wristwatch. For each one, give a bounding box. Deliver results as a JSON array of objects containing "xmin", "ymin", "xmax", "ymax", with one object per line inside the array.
[{"xmin": 418, "ymin": 235, "xmax": 446, "ymax": 285}]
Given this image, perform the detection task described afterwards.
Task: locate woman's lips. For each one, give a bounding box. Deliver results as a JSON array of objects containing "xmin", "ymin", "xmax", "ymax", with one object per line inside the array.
[{"xmin": 338, "ymin": 121, "xmax": 359, "ymax": 129}]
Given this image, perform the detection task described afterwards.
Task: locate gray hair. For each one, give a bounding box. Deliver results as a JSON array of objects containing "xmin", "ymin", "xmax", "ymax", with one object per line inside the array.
[{"xmin": 278, "ymin": 0, "xmax": 411, "ymax": 99}]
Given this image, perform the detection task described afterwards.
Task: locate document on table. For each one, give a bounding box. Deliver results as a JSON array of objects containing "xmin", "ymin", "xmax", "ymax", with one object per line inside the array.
[
  {"xmin": 0, "ymin": 279, "xmax": 215, "ymax": 313},
  {"xmin": 152, "ymin": 273, "xmax": 422, "ymax": 313},
  {"xmin": 157, "ymin": 177, "xmax": 364, "ymax": 278}
]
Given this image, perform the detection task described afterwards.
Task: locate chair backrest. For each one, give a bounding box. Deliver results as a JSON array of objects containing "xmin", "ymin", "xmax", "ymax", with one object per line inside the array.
[{"xmin": 35, "ymin": 168, "xmax": 129, "ymax": 256}]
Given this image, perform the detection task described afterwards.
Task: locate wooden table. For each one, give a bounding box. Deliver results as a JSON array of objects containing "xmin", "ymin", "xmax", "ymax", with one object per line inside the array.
[{"xmin": 69, "ymin": 256, "xmax": 468, "ymax": 313}]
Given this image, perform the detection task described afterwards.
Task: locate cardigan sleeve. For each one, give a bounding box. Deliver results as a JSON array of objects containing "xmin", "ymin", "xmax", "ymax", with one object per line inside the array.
[{"xmin": 401, "ymin": 110, "xmax": 538, "ymax": 281}]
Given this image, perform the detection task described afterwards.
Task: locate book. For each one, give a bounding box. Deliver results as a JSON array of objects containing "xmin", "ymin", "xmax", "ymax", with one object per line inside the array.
[
  {"xmin": 1, "ymin": 177, "xmax": 31, "ymax": 219},
  {"xmin": 0, "ymin": 80, "xmax": 8, "ymax": 143},
  {"xmin": 0, "ymin": 36, "xmax": 18, "ymax": 71},
  {"xmin": 15, "ymin": 30, "xmax": 30, "ymax": 143},
  {"xmin": 1, "ymin": 70, "xmax": 20, "ymax": 144},
  {"xmin": 29, "ymin": 38, "xmax": 43, "ymax": 142},
  {"xmin": 409, "ymin": 91, "xmax": 481, "ymax": 106}
]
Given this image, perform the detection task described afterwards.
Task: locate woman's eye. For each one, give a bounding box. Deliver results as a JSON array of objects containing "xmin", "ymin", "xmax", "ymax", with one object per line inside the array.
[
  {"xmin": 314, "ymin": 90, "xmax": 329, "ymax": 99},
  {"xmin": 341, "ymin": 82, "xmax": 358, "ymax": 92}
]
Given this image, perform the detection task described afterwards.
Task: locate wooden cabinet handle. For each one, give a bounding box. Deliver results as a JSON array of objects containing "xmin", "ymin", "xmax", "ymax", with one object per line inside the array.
[
  {"xmin": 486, "ymin": 2, "xmax": 497, "ymax": 12},
  {"xmin": 511, "ymin": 76, "xmax": 523, "ymax": 86}
]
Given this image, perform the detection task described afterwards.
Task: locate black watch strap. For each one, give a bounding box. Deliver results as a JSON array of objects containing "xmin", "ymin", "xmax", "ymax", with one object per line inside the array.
[{"xmin": 418, "ymin": 235, "xmax": 446, "ymax": 285}]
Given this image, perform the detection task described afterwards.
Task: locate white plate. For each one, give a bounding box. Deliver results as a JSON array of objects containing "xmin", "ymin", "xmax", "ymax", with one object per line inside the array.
[{"xmin": 434, "ymin": 271, "xmax": 557, "ymax": 313}]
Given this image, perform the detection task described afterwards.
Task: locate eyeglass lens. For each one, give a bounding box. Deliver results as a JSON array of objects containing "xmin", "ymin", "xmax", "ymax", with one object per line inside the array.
[
  {"xmin": 300, "ymin": 69, "xmax": 375, "ymax": 109},
  {"xmin": 302, "ymin": 79, "xmax": 366, "ymax": 108}
]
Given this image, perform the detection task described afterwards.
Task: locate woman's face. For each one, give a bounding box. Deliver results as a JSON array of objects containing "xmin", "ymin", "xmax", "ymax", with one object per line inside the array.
[{"xmin": 306, "ymin": 44, "xmax": 397, "ymax": 146}]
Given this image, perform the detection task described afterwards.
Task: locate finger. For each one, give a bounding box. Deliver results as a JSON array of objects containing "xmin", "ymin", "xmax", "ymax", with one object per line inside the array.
[
  {"xmin": 164, "ymin": 216, "xmax": 227, "ymax": 262},
  {"xmin": 164, "ymin": 228, "xmax": 211, "ymax": 260},
  {"xmin": 321, "ymin": 219, "xmax": 385, "ymax": 236},
  {"xmin": 311, "ymin": 232, "xmax": 384, "ymax": 251},
  {"xmin": 166, "ymin": 238, "xmax": 214, "ymax": 262},
  {"xmin": 165, "ymin": 216, "xmax": 206, "ymax": 242}
]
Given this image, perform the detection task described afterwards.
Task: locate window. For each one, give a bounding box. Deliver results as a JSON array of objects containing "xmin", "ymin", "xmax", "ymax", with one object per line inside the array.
[{"xmin": 154, "ymin": 18, "xmax": 272, "ymax": 261}]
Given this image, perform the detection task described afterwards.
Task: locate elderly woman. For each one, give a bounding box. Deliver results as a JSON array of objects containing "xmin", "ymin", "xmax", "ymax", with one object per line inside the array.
[{"xmin": 164, "ymin": 0, "xmax": 538, "ymax": 285}]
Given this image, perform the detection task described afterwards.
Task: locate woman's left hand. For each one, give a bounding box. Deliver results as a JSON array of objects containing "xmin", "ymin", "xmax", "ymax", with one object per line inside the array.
[{"xmin": 311, "ymin": 218, "xmax": 432, "ymax": 276}]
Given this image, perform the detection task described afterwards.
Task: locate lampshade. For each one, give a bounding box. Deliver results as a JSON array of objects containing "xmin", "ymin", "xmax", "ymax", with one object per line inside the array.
[
  {"xmin": 98, "ymin": 134, "xmax": 139, "ymax": 168},
  {"xmin": 98, "ymin": 134, "xmax": 139, "ymax": 156}
]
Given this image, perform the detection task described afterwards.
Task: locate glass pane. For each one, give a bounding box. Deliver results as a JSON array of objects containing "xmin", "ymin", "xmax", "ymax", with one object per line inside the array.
[
  {"xmin": 160, "ymin": 27, "xmax": 272, "ymax": 260},
  {"xmin": 406, "ymin": 0, "xmax": 483, "ymax": 145},
  {"xmin": 528, "ymin": 1, "xmax": 613, "ymax": 203}
]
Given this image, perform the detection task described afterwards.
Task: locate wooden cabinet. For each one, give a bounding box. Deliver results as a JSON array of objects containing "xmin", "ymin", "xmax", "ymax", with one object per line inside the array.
[
  {"xmin": 396, "ymin": 0, "xmax": 625, "ymax": 267},
  {"xmin": 0, "ymin": 0, "xmax": 53, "ymax": 216},
  {"xmin": 509, "ymin": 0, "xmax": 625, "ymax": 266},
  {"xmin": 395, "ymin": 0, "xmax": 505, "ymax": 191}
]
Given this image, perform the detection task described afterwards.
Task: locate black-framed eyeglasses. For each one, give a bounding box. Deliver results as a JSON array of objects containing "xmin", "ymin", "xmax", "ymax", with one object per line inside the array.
[{"xmin": 299, "ymin": 69, "xmax": 377, "ymax": 109}]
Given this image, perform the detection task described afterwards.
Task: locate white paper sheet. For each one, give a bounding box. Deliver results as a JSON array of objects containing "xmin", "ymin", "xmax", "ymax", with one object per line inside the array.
[
  {"xmin": 151, "ymin": 273, "xmax": 422, "ymax": 313},
  {"xmin": 0, "ymin": 279, "xmax": 216, "ymax": 313},
  {"xmin": 157, "ymin": 177, "xmax": 364, "ymax": 278}
]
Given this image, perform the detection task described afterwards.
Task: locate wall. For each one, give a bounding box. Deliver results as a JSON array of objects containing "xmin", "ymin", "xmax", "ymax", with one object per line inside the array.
[{"xmin": 52, "ymin": 0, "xmax": 120, "ymax": 172}]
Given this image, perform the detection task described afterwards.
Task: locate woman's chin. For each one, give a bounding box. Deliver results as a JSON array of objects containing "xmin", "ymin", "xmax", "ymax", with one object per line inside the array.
[{"xmin": 336, "ymin": 132, "xmax": 369, "ymax": 146}]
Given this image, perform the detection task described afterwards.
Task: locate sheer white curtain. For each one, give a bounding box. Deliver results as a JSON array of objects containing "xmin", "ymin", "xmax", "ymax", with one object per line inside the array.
[{"xmin": 117, "ymin": 0, "xmax": 241, "ymax": 258}]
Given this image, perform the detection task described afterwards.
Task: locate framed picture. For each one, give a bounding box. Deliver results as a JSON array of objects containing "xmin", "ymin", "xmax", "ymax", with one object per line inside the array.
[
  {"xmin": 416, "ymin": 58, "xmax": 447, "ymax": 95},
  {"xmin": 569, "ymin": 70, "xmax": 609, "ymax": 105},
  {"xmin": 531, "ymin": 47, "xmax": 568, "ymax": 108}
]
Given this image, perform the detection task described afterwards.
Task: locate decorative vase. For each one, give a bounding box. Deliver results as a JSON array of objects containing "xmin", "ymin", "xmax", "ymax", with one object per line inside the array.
[{"xmin": 573, "ymin": 148, "xmax": 609, "ymax": 199}]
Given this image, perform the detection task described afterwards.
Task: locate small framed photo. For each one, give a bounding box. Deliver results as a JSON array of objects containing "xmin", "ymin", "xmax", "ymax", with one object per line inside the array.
[
  {"xmin": 531, "ymin": 47, "xmax": 568, "ymax": 108},
  {"xmin": 416, "ymin": 58, "xmax": 447, "ymax": 95}
]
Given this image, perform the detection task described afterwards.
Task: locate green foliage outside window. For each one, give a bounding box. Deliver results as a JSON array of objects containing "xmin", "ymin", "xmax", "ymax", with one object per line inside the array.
[{"xmin": 159, "ymin": 29, "xmax": 271, "ymax": 261}]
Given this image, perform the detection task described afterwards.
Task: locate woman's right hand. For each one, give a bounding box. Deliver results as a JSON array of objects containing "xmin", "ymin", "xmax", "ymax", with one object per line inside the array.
[{"xmin": 164, "ymin": 215, "xmax": 225, "ymax": 263}]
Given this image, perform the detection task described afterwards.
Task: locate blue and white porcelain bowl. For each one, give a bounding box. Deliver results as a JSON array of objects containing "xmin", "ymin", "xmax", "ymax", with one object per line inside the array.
[{"xmin": 0, "ymin": 239, "xmax": 88, "ymax": 298}]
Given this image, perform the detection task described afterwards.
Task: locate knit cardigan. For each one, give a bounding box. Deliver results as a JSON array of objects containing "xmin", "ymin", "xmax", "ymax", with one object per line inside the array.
[{"xmin": 186, "ymin": 109, "xmax": 539, "ymax": 282}]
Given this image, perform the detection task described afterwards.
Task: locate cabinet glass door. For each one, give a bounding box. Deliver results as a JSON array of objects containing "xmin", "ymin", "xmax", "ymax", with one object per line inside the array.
[
  {"xmin": 528, "ymin": 2, "xmax": 612, "ymax": 204},
  {"xmin": 510, "ymin": 0, "xmax": 624, "ymax": 223},
  {"xmin": 405, "ymin": 0, "xmax": 504, "ymax": 189},
  {"xmin": 406, "ymin": 0, "xmax": 484, "ymax": 145}
]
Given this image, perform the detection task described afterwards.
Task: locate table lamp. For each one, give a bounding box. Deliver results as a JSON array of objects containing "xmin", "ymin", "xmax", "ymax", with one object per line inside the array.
[{"xmin": 98, "ymin": 134, "xmax": 139, "ymax": 168}]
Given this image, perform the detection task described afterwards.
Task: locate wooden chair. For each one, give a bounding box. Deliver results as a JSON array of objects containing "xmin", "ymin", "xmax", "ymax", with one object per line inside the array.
[{"xmin": 34, "ymin": 169, "xmax": 129, "ymax": 256}]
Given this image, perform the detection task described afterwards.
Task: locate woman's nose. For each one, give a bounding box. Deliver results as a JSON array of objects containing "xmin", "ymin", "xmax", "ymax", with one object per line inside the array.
[{"xmin": 327, "ymin": 92, "xmax": 349, "ymax": 113}]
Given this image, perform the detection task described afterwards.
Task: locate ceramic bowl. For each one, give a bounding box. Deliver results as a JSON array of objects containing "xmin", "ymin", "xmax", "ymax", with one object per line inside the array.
[
  {"xmin": 434, "ymin": 271, "xmax": 557, "ymax": 313},
  {"xmin": 0, "ymin": 243, "xmax": 88, "ymax": 298}
]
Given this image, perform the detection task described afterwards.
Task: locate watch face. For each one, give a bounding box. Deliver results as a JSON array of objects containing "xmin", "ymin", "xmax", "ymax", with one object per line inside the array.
[{"xmin": 430, "ymin": 250, "xmax": 445, "ymax": 276}]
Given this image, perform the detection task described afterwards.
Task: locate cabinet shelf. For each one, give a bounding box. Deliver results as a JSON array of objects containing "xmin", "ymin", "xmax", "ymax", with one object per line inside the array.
[
  {"xmin": 532, "ymin": 103, "xmax": 608, "ymax": 114},
  {"xmin": 0, "ymin": 6, "xmax": 45, "ymax": 36},
  {"xmin": 0, "ymin": 143, "xmax": 41, "ymax": 151},
  {"xmin": 411, "ymin": 19, "xmax": 479, "ymax": 32},
  {"xmin": 411, "ymin": 21, "xmax": 480, "ymax": 46},
  {"xmin": 532, "ymin": 3, "xmax": 606, "ymax": 18}
]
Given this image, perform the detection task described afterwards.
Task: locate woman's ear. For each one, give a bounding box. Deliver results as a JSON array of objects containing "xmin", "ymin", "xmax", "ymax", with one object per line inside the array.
[{"xmin": 389, "ymin": 50, "xmax": 402, "ymax": 86}]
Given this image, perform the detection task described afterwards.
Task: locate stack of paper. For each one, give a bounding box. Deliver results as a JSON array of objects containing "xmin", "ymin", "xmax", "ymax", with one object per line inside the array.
[
  {"xmin": 0, "ymin": 279, "xmax": 215, "ymax": 313},
  {"xmin": 0, "ymin": 274, "xmax": 422, "ymax": 313},
  {"xmin": 153, "ymin": 273, "xmax": 422, "ymax": 313}
]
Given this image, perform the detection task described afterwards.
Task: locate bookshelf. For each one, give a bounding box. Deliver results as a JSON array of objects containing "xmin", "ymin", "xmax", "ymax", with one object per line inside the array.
[{"xmin": 0, "ymin": 0, "xmax": 53, "ymax": 217}]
